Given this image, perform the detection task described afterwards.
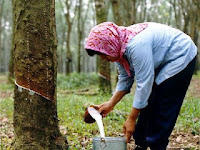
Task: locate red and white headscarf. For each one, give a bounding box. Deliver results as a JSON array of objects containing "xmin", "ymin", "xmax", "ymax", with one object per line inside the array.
[{"xmin": 85, "ymin": 22, "xmax": 148, "ymax": 76}]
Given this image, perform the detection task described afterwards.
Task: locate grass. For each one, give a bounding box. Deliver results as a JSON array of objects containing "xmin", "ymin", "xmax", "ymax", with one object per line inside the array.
[
  {"xmin": 57, "ymin": 92, "xmax": 132, "ymax": 149},
  {"xmin": 176, "ymin": 97, "xmax": 200, "ymax": 134},
  {"xmin": 57, "ymin": 73, "xmax": 98, "ymax": 90},
  {"xmin": 0, "ymin": 72, "xmax": 200, "ymax": 149},
  {"xmin": 175, "ymin": 72, "xmax": 200, "ymax": 135}
]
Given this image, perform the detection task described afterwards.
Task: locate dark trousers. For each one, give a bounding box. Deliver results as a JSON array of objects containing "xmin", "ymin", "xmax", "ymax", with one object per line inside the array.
[{"xmin": 133, "ymin": 57, "xmax": 196, "ymax": 150}]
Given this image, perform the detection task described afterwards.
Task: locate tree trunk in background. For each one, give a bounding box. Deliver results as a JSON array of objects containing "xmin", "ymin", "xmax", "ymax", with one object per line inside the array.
[
  {"xmin": 110, "ymin": 0, "xmax": 123, "ymax": 85},
  {"xmin": 190, "ymin": 0, "xmax": 200, "ymax": 72},
  {"xmin": 123, "ymin": 0, "xmax": 137, "ymax": 25},
  {"xmin": 0, "ymin": 0, "xmax": 4, "ymax": 72},
  {"xmin": 65, "ymin": 21, "xmax": 72, "ymax": 75},
  {"xmin": 57, "ymin": 0, "xmax": 67, "ymax": 73},
  {"xmin": 64, "ymin": 0, "xmax": 73, "ymax": 75},
  {"xmin": 94, "ymin": 0, "xmax": 112, "ymax": 94},
  {"xmin": 60, "ymin": 25, "xmax": 66, "ymax": 73},
  {"xmin": 168, "ymin": 0, "xmax": 173, "ymax": 25},
  {"xmin": 77, "ymin": 0, "xmax": 82, "ymax": 73},
  {"xmin": 178, "ymin": 0, "xmax": 200, "ymax": 73},
  {"xmin": 110, "ymin": 0, "xmax": 123, "ymax": 25},
  {"xmin": 77, "ymin": 0, "xmax": 91, "ymax": 73},
  {"xmin": 194, "ymin": 0, "xmax": 200, "ymax": 71},
  {"xmin": 172, "ymin": 0, "xmax": 181, "ymax": 29},
  {"xmin": 12, "ymin": 0, "xmax": 68, "ymax": 149}
]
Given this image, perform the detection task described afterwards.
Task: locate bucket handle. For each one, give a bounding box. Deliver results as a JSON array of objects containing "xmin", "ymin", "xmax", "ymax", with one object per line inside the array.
[{"xmin": 100, "ymin": 138, "xmax": 107, "ymax": 150}]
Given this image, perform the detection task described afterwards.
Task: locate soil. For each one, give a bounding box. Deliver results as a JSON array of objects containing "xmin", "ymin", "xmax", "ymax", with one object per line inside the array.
[{"xmin": 187, "ymin": 78, "xmax": 200, "ymax": 98}]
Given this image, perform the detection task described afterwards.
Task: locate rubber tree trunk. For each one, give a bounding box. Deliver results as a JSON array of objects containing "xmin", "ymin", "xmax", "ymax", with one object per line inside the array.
[
  {"xmin": 64, "ymin": 0, "xmax": 74, "ymax": 75},
  {"xmin": 110, "ymin": 0, "xmax": 123, "ymax": 25},
  {"xmin": 12, "ymin": 0, "xmax": 68, "ymax": 149},
  {"xmin": 77, "ymin": 0, "xmax": 82, "ymax": 73},
  {"xmin": 65, "ymin": 13, "xmax": 72, "ymax": 75},
  {"xmin": 0, "ymin": 0, "xmax": 4, "ymax": 72},
  {"xmin": 94, "ymin": 0, "xmax": 112, "ymax": 94},
  {"xmin": 110, "ymin": 0, "xmax": 123, "ymax": 85}
]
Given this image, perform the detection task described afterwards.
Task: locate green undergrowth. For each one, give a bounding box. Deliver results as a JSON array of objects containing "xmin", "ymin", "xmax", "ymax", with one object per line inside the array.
[
  {"xmin": 57, "ymin": 73, "xmax": 98, "ymax": 90},
  {"xmin": 0, "ymin": 77, "xmax": 14, "ymax": 92},
  {"xmin": 176, "ymin": 72, "xmax": 200, "ymax": 135},
  {"xmin": 175, "ymin": 97, "xmax": 200, "ymax": 135},
  {"xmin": 57, "ymin": 92, "xmax": 132, "ymax": 149},
  {"xmin": 0, "ymin": 72, "xmax": 200, "ymax": 149},
  {"xmin": 0, "ymin": 75, "xmax": 14, "ymax": 118}
]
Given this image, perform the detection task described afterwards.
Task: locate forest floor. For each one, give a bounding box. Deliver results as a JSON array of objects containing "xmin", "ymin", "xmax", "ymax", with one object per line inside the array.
[{"xmin": 0, "ymin": 73, "xmax": 200, "ymax": 150}]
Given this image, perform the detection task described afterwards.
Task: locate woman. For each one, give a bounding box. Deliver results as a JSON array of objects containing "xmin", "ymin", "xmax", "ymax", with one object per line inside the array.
[{"xmin": 84, "ymin": 22, "xmax": 197, "ymax": 150}]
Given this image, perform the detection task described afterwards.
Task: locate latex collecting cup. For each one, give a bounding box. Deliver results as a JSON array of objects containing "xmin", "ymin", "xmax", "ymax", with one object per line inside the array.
[{"xmin": 84, "ymin": 105, "xmax": 99, "ymax": 124}]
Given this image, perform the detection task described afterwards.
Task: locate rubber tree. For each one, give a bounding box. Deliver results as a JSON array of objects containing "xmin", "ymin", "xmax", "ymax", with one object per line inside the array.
[
  {"xmin": 12, "ymin": 0, "xmax": 68, "ymax": 149},
  {"xmin": 77, "ymin": 0, "xmax": 91, "ymax": 73},
  {"xmin": 179, "ymin": 0, "xmax": 200, "ymax": 72},
  {"xmin": 110, "ymin": 0, "xmax": 123, "ymax": 26},
  {"xmin": 77, "ymin": 0, "xmax": 82, "ymax": 73},
  {"xmin": 64, "ymin": 0, "xmax": 77, "ymax": 75},
  {"xmin": 172, "ymin": 0, "xmax": 200, "ymax": 72},
  {"xmin": 59, "ymin": 0, "xmax": 77, "ymax": 75},
  {"xmin": 94, "ymin": 0, "xmax": 112, "ymax": 94},
  {"xmin": 0, "ymin": 0, "xmax": 4, "ymax": 62}
]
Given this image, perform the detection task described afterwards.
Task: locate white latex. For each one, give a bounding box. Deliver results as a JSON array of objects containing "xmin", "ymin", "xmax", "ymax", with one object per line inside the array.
[
  {"xmin": 88, "ymin": 107, "xmax": 105, "ymax": 138},
  {"xmin": 15, "ymin": 81, "xmax": 50, "ymax": 100}
]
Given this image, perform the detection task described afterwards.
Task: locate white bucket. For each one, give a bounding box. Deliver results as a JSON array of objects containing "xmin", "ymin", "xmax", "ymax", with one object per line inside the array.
[{"xmin": 93, "ymin": 137, "xmax": 127, "ymax": 150}]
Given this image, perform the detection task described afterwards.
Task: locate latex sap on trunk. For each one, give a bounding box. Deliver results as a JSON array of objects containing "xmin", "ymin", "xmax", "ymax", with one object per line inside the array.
[{"xmin": 14, "ymin": 10, "xmax": 56, "ymax": 102}]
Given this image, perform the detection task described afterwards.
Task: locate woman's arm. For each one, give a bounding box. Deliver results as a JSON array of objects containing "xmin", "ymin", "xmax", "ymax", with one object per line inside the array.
[
  {"xmin": 98, "ymin": 91, "xmax": 127, "ymax": 116},
  {"xmin": 98, "ymin": 62, "xmax": 134, "ymax": 115},
  {"xmin": 123, "ymin": 107, "xmax": 141, "ymax": 143}
]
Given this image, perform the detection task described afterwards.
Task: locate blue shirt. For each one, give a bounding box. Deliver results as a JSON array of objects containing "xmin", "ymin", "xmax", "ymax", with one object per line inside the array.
[{"xmin": 115, "ymin": 22, "xmax": 197, "ymax": 109}]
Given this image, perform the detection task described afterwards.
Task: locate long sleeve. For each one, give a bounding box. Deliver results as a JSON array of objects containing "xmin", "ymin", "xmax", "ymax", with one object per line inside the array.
[
  {"xmin": 115, "ymin": 62, "xmax": 134, "ymax": 93},
  {"xmin": 127, "ymin": 40, "xmax": 154, "ymax": 109}
]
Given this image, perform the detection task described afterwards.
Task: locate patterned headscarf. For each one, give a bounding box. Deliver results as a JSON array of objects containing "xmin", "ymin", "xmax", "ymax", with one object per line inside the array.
[{"xmin": 85, "ymin": 22, "xmax": 148, "ymax": 76}]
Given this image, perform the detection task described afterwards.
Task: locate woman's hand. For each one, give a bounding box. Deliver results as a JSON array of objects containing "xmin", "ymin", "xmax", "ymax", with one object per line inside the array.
[
  {"xmin": 98, "ymin": 101, "xmax": 114, "ymax": 117},
  {"xmin": 123, "ymin": 107, "xmax": 141, "ymax": 143},
  {"xmin": 98, "ymin": 91, "xmax": 128, "ymax": 117},
  {"xmin": 123, "ymin": 118, "xmax": 136, "ymax": 143}
]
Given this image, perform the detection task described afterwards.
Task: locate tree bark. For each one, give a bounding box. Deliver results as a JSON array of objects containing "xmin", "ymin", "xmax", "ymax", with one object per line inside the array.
[
  {"xmin": 94, "ymin": 0, "xmax": 112, "ymax": 94},
  {"xmin": 57, "ymin": 0, "xmax": 67, "ymax": 73},
  {"xmin": 77, "ymin": 0, "xmax": 82, "ymax": 73},
  {"xmin": 62, "ymin": 0, "xmax": 78, "ymax": 75},
  {"xmin": 59, "ymin": 0, "xmax": 76, "ymax": 75},
  {"xmin": 64, "ymin": 0, "xmax": 73, "ymax": 75},
  {"xmin": 178, "ymin": 0, "xmax": 200, "ymax": 73},
  {"xmin": 65, "ymin": 19, "xmax": 72, "ymax": 75},
  {"xmin": 12, "ymin": 0, "xmax": 68, "ymax": 149},
  {"xmin": 123, "ymin": 0, "xmax": 137, "ymax": 25},
  {"xmin": 190, "ymin": 0, "xmax": 200, "ymax": 73},
  {"xmin": 0, "ymin": 0, "xmax": 5, "ymax": 72},
  {"xmin": 110, "ymin": 0, "xmax": 123, "ymax": 85},
  {"xmin": 172, "ymin": 0, "xmax": 181, "ymax": 29},
  {"xmin": 77, "ymin": 0, "xmax": 91, "ymax": 73},
  {"xmin": 110, "ymin": 0, "xmax": 123, "ymax": 25},
  {"xmin": 58, "ymin": 0, "xmax": 72, "ymax": 75}
]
